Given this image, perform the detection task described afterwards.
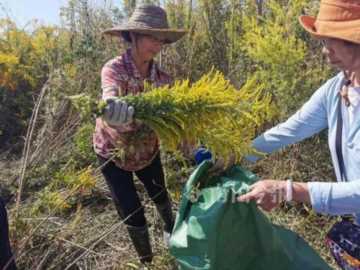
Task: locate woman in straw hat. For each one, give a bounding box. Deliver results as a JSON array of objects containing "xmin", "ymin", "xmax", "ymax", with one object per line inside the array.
[
  {"xmin": 239, "ymin": 0, "xmax": 360, "ymax": 268},
  {"xmin": 93, "ymin": 4, "xmax": 186, "ymax": 265}
]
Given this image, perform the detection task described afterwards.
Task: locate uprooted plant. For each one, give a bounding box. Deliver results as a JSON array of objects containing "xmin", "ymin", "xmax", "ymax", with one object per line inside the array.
[{"xmin": 69, "ymin": 70, "xmax": 278, "ymax": 164}]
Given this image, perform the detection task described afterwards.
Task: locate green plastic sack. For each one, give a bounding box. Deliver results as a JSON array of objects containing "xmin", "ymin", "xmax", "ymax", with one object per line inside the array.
[{"xmin": 169, "ymin": 161, "xmax": 331, "ymax": 270}]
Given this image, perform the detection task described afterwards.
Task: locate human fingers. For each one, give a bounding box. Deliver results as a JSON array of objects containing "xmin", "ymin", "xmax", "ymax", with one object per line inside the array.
[
  {"xmin": 127, "ymin": 105, "xmax": 134, "ymax": 122},
  {"xmin": 237, "ymin": 188, "xmax": 260, "ymax": 203},
  {"xmin": 118, "ymin": 100, "xmax": 128, "ymax": 123},
  {"xmin": 104, "ymin": 99, "xmax": 115, "ymax": 120}
]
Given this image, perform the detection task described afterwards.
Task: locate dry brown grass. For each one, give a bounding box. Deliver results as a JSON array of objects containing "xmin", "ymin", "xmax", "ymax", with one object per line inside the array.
[{"xmin": 1, "ymin": 112, "xmax": 341, "ymax": 269}]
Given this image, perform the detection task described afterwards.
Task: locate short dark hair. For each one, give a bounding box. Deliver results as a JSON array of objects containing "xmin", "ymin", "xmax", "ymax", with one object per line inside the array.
[
  {"xmin": 121, "ymin": 31, "xmax": 149, "ymax": 43},
  {"xmin": 121, "ymin": 31, "xmax": 131, "ymax": 43}
]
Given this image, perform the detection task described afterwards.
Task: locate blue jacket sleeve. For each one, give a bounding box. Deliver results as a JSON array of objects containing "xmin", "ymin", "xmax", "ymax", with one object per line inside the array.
[
  {"xmin": 246, "ymin": 84, "xmax": 329, "ymax": 162},
  {"xmin": 308, "ymin": 181, "xmax": 360, "ymax": 216}
]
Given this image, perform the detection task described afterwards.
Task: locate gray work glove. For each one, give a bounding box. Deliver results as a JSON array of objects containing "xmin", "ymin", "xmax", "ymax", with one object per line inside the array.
[{"xmin": 103, "ymin": 97, "xmax": 134, "ymax": 126}]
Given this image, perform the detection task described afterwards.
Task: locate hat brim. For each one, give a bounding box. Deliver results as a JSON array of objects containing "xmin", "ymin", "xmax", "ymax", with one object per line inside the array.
[
  {"xmin": 102, "ymin": 27, "xmax": 187, "ymax": 44},
  {"xmin": 299, "ymin": 15, "xmax": 360, "ymax": 45}
]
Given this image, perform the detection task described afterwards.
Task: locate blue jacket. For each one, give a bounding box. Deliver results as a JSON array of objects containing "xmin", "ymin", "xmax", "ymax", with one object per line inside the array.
[{"xmin": 247, "ymin": 72, "xmax": 360, "ymax": 224}]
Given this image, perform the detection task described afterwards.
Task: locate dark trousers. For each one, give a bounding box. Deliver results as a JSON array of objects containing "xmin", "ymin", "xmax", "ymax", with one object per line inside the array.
[
  {"xmin": 0, "ymin": 197, "xmax": 16, "ymax": 270},
  {"xmin": 98, "ymin": 153, "xmax": 169, "ymax": 227}
]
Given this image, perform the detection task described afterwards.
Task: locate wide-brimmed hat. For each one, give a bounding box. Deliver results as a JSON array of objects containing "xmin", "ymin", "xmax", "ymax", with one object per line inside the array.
[
  {"xmin": 299, "ymin": 0, "xmax": 360, "ymax": 44},
  {"xmin": 103, "ymin": 4, "xmax": 187, "ymax": 44}
]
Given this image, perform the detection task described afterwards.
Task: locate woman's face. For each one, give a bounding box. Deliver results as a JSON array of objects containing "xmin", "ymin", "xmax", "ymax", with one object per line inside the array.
[
  {"xmin": 132, "ymin": 34, "xmax": 164, "ymax": 62},
  {"xmin": 321, "ymin": 38, "xmax": 360, "ymax": 71}
]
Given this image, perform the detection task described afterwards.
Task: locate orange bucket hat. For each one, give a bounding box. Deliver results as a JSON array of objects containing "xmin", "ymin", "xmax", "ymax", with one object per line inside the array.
[{"xmin": 299, "ymin": 0, "xmax": 360, "ymax": 44}]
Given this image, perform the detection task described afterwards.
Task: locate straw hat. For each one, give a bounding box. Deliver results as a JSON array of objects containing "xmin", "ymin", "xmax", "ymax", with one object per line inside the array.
[
  {"xmin": 103, "ymin": 4, "xmax": 187, "ymax": 44},
  {"xmin": 299, "ymin": 0, "xmax": 360, "ymax": 44}
]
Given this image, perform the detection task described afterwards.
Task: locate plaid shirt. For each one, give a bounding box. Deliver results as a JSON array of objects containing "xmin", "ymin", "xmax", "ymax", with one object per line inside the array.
[{"xmin": 93, "ymin": 49, "xmax": 172, "ymax": 171}]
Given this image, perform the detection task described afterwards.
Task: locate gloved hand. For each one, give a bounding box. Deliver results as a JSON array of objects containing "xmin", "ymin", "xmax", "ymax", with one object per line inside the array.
[
  {"xmin": 194, "ymin": 147, "xmax": 212, "ymax": 165},
  {"xmin": 103, "ymin": 97, "xmax": 134, "ymax": 126}
]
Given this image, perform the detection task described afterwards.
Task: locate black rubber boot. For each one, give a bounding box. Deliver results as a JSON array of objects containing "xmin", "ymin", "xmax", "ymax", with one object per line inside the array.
[
  {"xmin": 155, "ymin": 199, "xmax": 174, "ymax": 233},
  {"xmin": 126, "ymin": 225, "xmax": 153, "ymax": 264}
]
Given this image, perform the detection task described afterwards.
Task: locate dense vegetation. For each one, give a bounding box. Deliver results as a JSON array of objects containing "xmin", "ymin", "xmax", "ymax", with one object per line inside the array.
[{"xmin": 0, "ymin": 0, "xmax": 339, "ymax": 269}]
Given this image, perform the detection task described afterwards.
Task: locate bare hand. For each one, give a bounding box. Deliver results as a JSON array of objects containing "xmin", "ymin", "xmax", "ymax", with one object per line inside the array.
[{"xmin": 237, "ymin": 180, "xmax": 286, "ymax": 211}]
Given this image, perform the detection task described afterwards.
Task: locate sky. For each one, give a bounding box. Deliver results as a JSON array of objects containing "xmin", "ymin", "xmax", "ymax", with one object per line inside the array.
[
  {"xmin": 0, "ymin": 0, "xmax": 113, "ymax": 28},
  {"xmin": 0, "ymin": 0, "xmax": 67, "ymax": 27}
]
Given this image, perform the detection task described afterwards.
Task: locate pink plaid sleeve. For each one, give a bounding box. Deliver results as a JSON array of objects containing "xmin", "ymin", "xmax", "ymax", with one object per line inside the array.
[{"xmin": 101, "ymin": 58, "xmax": 126, "ymax": 100}]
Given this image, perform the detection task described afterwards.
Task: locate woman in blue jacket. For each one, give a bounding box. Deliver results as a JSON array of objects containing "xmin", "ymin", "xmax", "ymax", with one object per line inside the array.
[{"xmin": 239, "ymin": 0, "xmax": 360, "ymax": 268}]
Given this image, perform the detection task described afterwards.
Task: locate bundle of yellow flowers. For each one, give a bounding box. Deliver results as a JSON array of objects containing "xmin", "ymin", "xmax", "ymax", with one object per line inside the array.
[{"xmin": 70, "ymin": 71, "xmax": 277, "ymax": 163}]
